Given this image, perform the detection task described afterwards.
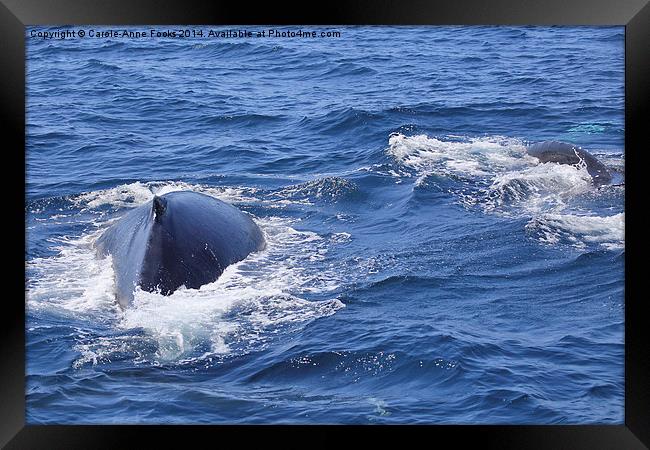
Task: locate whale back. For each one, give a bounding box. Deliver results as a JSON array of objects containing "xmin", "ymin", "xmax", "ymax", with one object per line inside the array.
[
  {"xmin": 95, "ymin": 191, "xmax": 265, "ymax": 307},
  {"xmin": 526, "ymin": 141, "xmax": 612, "ymax": 185}
]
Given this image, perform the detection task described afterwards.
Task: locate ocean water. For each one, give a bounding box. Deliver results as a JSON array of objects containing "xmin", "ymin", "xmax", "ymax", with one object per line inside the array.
[{"xmin": 26, "ymin": 26, "xmax": 625, "ymax": 424}]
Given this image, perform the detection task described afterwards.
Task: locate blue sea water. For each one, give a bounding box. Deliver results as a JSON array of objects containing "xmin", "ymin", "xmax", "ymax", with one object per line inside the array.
[{"xmin": 26, "ymin": 26, "xmax": 625, "ymax": 424}]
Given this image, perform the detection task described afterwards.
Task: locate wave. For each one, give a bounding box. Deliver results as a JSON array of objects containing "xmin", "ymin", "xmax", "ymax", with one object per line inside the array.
[
  {"xmin": 298, "ymin": 107, "xmax": 382, "ymax": 135},
  {"xmin": 81, "ymin": 59, "xmax": 121, "ymax": 72},
  {"xmin": 320, "ymin": 62, "xmax": 377, "ymax": 77},
  {"xmin": 202, "ymin": 113, "xmax": 285, "ymax": 126},
  {"xmin": 272, "ymin": 177, "xmax": 358, "ymax": 204}
]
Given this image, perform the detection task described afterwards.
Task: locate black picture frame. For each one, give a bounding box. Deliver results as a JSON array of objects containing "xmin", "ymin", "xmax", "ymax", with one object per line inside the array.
[{"xmin": 2, "ymin": 0, "xmax": 648, "ymax": 447}]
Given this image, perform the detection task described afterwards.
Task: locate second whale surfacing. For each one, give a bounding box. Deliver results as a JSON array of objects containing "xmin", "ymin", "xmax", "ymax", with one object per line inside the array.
[
  {"xmin": 526, "ymin": 140, "xmax": 612, "ymax": 185},
  {"xmin": 95, "ymin": 191, "xmax": 266, "ymax": 308}
]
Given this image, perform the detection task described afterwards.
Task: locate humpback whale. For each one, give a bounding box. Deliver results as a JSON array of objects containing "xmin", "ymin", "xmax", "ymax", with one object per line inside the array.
[
  {"xmin": 526, "ymin": 141, "xmax": 612, "ymax": 185},
  {"xmin": 95, "ymin": 191, "xmax": 266, "ymax": 308}
]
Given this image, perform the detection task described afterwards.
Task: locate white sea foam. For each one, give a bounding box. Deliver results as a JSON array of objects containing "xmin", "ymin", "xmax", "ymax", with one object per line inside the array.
[
  {"xmin": 525, "ymin": 212, "xmax": 624, "ymax": 249},
  {"xmin": 330, "ymin": 232, "xmax": 352, "ymax": 244},
  {"xmin": 74, "ymin": 181, "xmax": 261, "ymax": 210},
  {"xmin": 26, "ymin": 230, "xmax": 119, "ymax": 319},
  {"xmin": 484, "ymin": 162, "xmax": 594, "ymax": 214},
  {"xmin": 387, "ymin": 133, "xmax": 534, "ymax": 178}
]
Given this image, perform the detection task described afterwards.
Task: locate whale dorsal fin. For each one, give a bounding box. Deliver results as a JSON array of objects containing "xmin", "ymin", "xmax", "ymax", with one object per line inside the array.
[{"xmin": 152, "ymin": 195, "xmax": 167, "ymax": 221}]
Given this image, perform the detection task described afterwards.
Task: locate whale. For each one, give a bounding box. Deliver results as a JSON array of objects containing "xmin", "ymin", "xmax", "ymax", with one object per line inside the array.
[
  {"xmin": 95, "ymin": 191, "xmax": 266, "ymax": 308},
  {"xmin": 526, "ymin": 141, "xmax": 612, "ymax": 185}
]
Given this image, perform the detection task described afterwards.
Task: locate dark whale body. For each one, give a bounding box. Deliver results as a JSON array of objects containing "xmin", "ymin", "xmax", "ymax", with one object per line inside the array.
[
  {"xmin": 526, "ymin": 141, "xmax": 612, "ymax": 185},
  {"xmin": 95, "ymin": 191, "xmax": 266, "ymax": 308}
]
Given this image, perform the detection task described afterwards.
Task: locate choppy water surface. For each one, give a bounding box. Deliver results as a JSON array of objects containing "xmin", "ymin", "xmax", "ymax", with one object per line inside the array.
[{"xmin": 26, "ymin": 26, "xmax": 624, "ymax": 424}]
